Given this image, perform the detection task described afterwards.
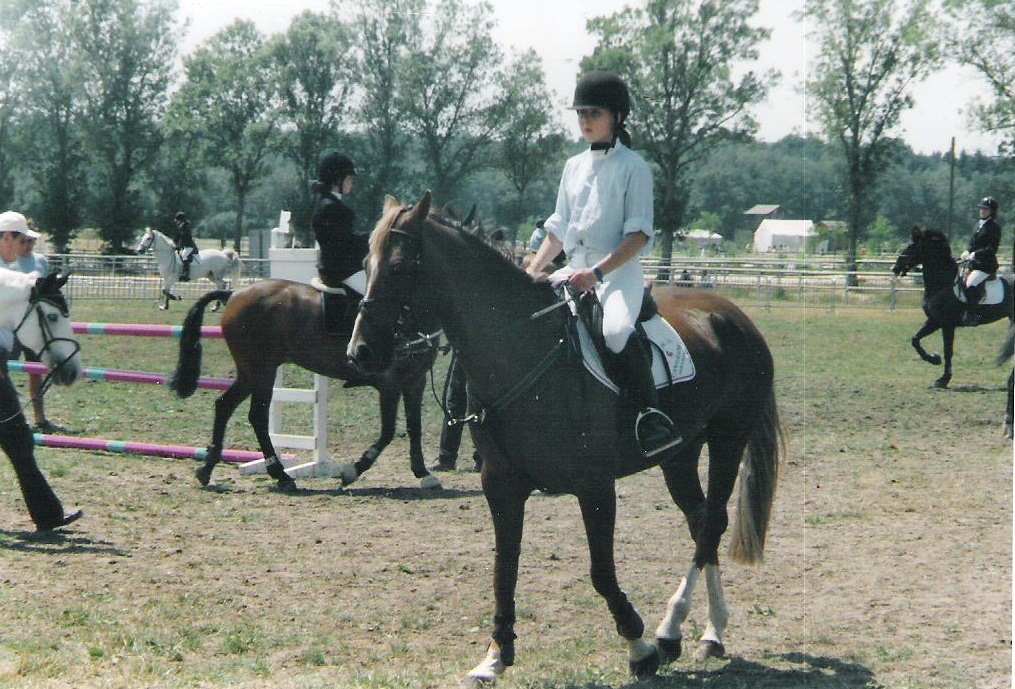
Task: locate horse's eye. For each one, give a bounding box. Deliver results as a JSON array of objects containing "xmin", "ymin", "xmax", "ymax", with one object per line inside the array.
[{"xmin": 47, "ymin": 312, "xmax": 59, "ymax": 323}]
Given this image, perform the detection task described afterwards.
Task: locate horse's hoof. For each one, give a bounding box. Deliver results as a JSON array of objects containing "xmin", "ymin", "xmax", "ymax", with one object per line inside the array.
[
  {"xmin": 158, "ymin": 305, "xmax": 169, "ymax": 311},
  {"xmin": 629, "ymin": 644, "xmax": 660, "ymax": 678},
  {"xmin": 693, "ymin": 640, "xmax": 726, "ymax": 662},
  {"xmin": 932, "ymin": 377, "xmax": 950, "ymax": 389},
  {"xmin": 338, "ymin": 463, "xmax": 359, "ymax": 487},
  {"xmin": 656, "ymin": 636, "xmax": 682, "ymax": 664},
  {"xmin": 928, "ymin": 355, "xmax": 942, "ymax": 366},
  {"xmin": 1004, "ymin": 422, "xmax": 1013, "ymax": 440},
  {"xmin": 419, "ymin": 474, "xmax": 442, "ymax": 490},
  {"xmin": 276, "ymin": 477, "xmax": 299, "ymax": 493},
  {"xmin": 195, "ymin": 465, "xmax": 213, "ymax": 486}
]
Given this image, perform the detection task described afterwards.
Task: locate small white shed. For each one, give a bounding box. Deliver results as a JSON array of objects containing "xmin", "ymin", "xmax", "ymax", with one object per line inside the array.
[{"xmin": 753, "ymin": 219, "xmax": 818, "ymax": 253}]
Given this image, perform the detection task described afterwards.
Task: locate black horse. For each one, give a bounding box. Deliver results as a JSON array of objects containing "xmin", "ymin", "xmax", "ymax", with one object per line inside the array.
[
  {"xmin": 1000, "ymin": 325, "xmax": 1014, "ymax": 439},
  {"xmin": 169, "ymin": 282, "xmax": 442, "ymax": 492},
  {"xmin": 892, "ymin": 226, "xmax": 1014, "ymax": 388},
  {"xmin": 349, "ymin": 193, "xmax": 783, "ymax": 685}
]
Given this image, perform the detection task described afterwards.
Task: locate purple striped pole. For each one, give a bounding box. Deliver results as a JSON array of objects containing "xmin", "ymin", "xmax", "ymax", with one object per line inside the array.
[
  {"xmin": 72, "ymin": 322, "xmax": 224, "ymax": 339},
  {"xmin": 8, "ymin": 360, "xmax": 233, "ymax": 391},
  {"xmin": 33, "ymin": 433, "xmax": 270, "ymax": 464}
]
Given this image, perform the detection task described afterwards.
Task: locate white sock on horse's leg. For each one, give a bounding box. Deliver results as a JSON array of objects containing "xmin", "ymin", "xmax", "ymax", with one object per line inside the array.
[
  {"xmin": 655, "ymin": 562, "xmax": 699, "ymax": 641},
  {"xmin": 701, "ymin": 563, "xmax": 728, "ymax": 647}
]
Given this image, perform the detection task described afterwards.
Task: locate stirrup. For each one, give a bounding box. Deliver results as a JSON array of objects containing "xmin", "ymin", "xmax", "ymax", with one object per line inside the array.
[{"xmin": 635, "ymin": 407, "xmax": 682, "ymax": 458}]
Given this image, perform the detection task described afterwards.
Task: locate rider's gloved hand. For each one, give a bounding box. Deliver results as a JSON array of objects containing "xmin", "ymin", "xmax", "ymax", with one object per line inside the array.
[{"xmin": 960, "ymin": 250, "xmax": 971, "ymax": 261}]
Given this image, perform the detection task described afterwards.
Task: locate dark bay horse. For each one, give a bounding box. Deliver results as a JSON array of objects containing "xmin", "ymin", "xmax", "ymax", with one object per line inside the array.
[
  {"xmin": 892, "ymin": 226, "xmax": 1014, "ymax": 388},
  {"xmin": 348, "ymin": 193, "xmax": 783, "ymax": 685},
  {"xmin": 169, "ymin": 280, "xmax": 442, "ymax": 492}
]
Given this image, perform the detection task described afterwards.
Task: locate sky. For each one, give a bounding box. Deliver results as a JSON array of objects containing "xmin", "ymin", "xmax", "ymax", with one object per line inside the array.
[{"xmin": 176, "ymin": 0, "xmax": 1003, "ymax": 156}]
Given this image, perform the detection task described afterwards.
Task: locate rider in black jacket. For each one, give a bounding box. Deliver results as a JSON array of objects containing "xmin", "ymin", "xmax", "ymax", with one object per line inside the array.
[
  {"xmin": 173, "ymin": 212, "xmax": 198, "ymax": 281},
  {"xmin": 311, "ymin": 152, "xmax": 367, "ymax": 290},
  {"xmin": 962, "ymin": 196, "xmax": 1002, "ymax": 324}
]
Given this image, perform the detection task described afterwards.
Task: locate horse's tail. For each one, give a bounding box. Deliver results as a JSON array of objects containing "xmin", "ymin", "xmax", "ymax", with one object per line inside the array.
[
  {"xmin": 170, "ymin": 289, "xmax": 233, "ymax": 398},
  {"xmin": 729, "ymin": 387, "xmax": 785, "ymax": 565},
  {"xmin": 999, "ymin": 323, "xmax": 1015, "ymax": 366},
  {"xmin": 226, "ymin": 249, "xmax": 242, "ymax": 284}
]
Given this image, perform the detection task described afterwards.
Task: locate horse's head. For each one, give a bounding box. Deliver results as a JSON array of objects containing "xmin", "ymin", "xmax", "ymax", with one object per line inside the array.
[
  {"xmin": 892, "ymin": 225, "xmax": 924, "ymax": 277},
  {"xmin": 348, "ymin": 191, "xmax": 433, "ymax": 373},
  {"xmin": 136, "ymin": 228, "xmax": 154, "ymax": 254},
  {"xmin": 20, "ymin": 272, "xmax": 82, "ymax": 386},
  {"xmin": 893, "ymin": 225, "xmax": 954, "ymax": 277}
]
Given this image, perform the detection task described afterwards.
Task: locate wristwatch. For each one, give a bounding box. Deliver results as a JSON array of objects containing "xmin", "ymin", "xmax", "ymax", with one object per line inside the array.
[{"xmin": 593, "ymin": 266, "xmax": 605, "ymax": 283}]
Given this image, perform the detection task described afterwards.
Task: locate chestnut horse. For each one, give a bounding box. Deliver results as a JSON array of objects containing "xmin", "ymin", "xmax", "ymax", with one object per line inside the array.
[
  {"xmin": 170, "ymin": 281, "xmax": 442, "ymax": 492},
  {"xmin": 348, "ymin": 193, "xmax": 783, "ymax": 685}
]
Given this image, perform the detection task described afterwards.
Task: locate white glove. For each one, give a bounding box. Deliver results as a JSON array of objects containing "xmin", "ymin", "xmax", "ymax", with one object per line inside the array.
[{"xmin": 960, "ymin": 250, "xmax": 971, "ymax": 261}]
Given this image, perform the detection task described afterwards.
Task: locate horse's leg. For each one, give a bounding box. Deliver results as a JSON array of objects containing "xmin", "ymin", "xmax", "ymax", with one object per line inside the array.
[
  {"xmin": 934, "ymin": 326, "xmax": 955, "ymax": 388},
  {"xmin": 911, "ymin": 320, "xmax": 942, "ymax": 366},
  {"xmin": 337, "ymin": 387, "xmax": 400, "ymax": 487},
  {"xmin": 1005, "ymin": 369, "xmax": 1013, "ymax": 439},
  {"xmin": 196, "ymin": 380, "xmax": 250, "ymax": 487},
  {"xmin": 210, "ymin": 276, "xmax": 224, "ymax": 312},
  {"xmin": 655, "ymin": 442, "xmax": 706, "ymax": 662},
  {"xmin": 577, "ymin": 478, "xmax": 660, "ymax": 678},
  {"xmin": 465, "ymin": 464, "xmax": 532, "ymax": 687},
  {"xmin": 402, "ymin": 372, "xmax": 440, "ymax": 489},
  {"xmin": 247, "ymin": 378, "xmax": 298, "ymax": 493}
]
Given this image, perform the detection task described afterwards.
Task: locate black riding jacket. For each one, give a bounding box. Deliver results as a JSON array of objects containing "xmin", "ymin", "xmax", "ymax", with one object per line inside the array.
[
  {"xmin": 174, "ymin": 220, "xmax": 198, "ymax": 252},
  {"xmin": 968, "ymin": 215, "xmax": 1002, "ymax": 275},
  {"xmin": 312, "ymin": 192, "xmax": 367, "ymax": 288}
]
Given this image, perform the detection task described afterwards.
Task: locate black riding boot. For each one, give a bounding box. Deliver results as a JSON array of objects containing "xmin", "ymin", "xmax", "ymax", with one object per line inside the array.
[
  {"xmin": 962, "ymin": 284, "xmax": 984, "ymax": 326},
  {"xmin": 180, "ymin": 260, "xmax": 191, "ymax": 282},
  {"xmin": 614, "ymin": 337, "xmax": 682, "ymax": 458}
]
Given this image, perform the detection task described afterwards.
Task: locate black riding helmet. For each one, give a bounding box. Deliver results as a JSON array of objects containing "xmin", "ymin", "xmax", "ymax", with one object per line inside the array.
[
  {"xmin": 978, "ymin": 196, "xmax": 998, "ymax": 214},
  {"xmin": 317, "ymin": 151, "xmax": 356, "ymax": 188},
  {"xmin": 571, "ymin": 70, "xmax": 631, "ymax": 120}
]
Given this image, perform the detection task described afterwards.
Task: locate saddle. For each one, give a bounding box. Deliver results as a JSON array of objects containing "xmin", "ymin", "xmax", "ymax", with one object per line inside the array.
[
  {"xmin": 310, "ymin": 277, "xmax": 360, "ymax": 335},
  {"xmin": 952, "ymin": 272, "xmax": 1008, "ymax": 307},
  {"xmin": 569, "ymin": 288, "xmax": 694, "ymax": 393}
]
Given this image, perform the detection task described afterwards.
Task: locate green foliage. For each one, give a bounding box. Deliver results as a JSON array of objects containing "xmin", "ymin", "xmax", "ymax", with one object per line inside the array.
[{"xmin": 803, "ymin": 0, "xmax": 944, "ymax": 271}]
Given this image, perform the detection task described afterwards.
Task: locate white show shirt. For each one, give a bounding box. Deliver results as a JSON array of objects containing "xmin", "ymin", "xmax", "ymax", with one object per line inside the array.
[
  {"xmin": 543, "ymin": 142, "xmax": 654, "ymax": 261},
  {"xmin": 543, "ymin": 142, "xmax": 656, "ymax": 353}
]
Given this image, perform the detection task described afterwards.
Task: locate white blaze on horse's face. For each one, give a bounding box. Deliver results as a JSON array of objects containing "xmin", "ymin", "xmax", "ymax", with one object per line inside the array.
[{"xmin": 30, "ymin": 300, "xmax": 82, "ymax": 386}]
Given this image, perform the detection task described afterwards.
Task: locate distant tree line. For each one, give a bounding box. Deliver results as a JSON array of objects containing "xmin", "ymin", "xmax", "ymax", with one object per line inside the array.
[{"xmin": 0, "ymin": 0, "xmax": 1010, "ymax": 263}]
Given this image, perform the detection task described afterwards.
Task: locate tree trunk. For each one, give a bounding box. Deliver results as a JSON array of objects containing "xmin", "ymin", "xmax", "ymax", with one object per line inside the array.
[
  {"xmin": 655, "ymin": 230, "xmax": 674, "ymax": 282},
  {"xmin": 234, "ymin": 190, "xmax": 246, "ymax": 253}
]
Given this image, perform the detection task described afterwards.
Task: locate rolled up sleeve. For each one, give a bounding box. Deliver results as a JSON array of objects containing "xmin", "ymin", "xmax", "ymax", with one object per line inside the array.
[{"xmin": 623, "ymin": 162, "xmax": 655, "ymax": 255}]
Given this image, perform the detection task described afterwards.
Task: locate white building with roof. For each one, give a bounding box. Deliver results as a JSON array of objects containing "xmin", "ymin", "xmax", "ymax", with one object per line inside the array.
[{"xmin": 753, "ymin": 219, "xmax": 822, "ymax": 253}]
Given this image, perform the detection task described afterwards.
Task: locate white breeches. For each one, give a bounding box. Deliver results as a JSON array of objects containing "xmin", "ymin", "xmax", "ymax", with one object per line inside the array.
[
  {"xmin": 965, "ymin": 269, "xmax": 990, "ymax": 288},
  {"xmin": 552, "ymin": 249, "xmax": 644, "ymax": 354}
]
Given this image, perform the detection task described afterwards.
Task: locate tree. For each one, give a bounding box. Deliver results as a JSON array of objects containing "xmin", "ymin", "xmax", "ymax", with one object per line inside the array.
[
  {"xmin": 492, "ymin": 49, "xmax": 566, "ymax": 240},
  {"xmin": 4, "ymin": 0, "xmax": 88, "ymax": 251},
  {"xmin": 802, "ymin": 0, "xmax": 942, "ymax": 282},
  {"xmin": 945, "ymin": 0, "xmax": 1015, "ymax": 154},
  {"xmin": 585, "ymin": 0, "xmax": 774, "ymax": 279},
  {"xmin": 269, "ymin": 11, "xmax": 353, "ymax": 240},
  {"xmin": 340, "ymin": 0, "xmax": 423, "ymax": 220},
  {"xmin": 0, "ymin": 32, "xmax": 19, "ymax": 209},
  {"xmin": 170, "ymin": 21, "xmax": 281, "ymax": 251},
  {"xmin": 72, "ymin": 0, "xmax": 179, "ymax": 253},
  {"xmin": 398, "ymin": 0, "xmax": 506, "ymax": 204}
]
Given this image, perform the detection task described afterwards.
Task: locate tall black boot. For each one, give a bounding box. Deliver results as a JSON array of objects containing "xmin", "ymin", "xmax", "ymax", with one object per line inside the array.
[
  {"xmin": 962, "ymin": 284, "xmax": 984, "ymax": 326},
  {"xmin": 614, "ymin": 338, "xmax": 682, "ymax": 458},
  {"xmin": 433, "ymin": 420, "xmax": 462, "ymax": 471},
  {"xmin": 180, "ymin": 259, "xmax": 191, "ymax": 282}
]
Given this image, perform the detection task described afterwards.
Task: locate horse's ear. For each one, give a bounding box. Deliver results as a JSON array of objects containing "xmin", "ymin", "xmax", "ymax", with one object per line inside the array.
[
  {"xmin": 410, "ymin": 191, "xmax": 432, "ymax": 224},
  {"xmin": 55, "ymin": 271, "xmax": 70, "ymax": 290},
  {"xmin": 463, "ymin": 204, "xmax": 477, "ymax": 226},
  {"xmin": 383, "ymin": 195, "xmax": 400, "ymax": 212}
]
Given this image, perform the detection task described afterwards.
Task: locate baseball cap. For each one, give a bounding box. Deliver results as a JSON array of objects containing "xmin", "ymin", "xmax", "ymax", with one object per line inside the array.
[{"xmin": 0, "ymin": 211, "xmax": 30, "ymax": 235}]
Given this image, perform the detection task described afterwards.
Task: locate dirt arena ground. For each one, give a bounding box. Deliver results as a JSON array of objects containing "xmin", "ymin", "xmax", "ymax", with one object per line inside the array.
[{"xmin": 0, "ymin": 307, "xmax": 1010, "ymax": 688}]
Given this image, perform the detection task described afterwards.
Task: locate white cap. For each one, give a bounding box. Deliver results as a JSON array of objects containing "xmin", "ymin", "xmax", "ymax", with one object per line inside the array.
[
  {"xmin": 0, "ymin": 211, "xmax": 30, "ymax": 235},
  {"xmin": 23, "ymin": 227, "xmax": 40, "ymax": 240}
]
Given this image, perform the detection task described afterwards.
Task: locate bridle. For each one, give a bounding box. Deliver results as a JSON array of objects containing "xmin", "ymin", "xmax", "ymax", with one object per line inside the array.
[{"xmin": 10, "ymin": 286, "xmax": 80, "ymax": 403}]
